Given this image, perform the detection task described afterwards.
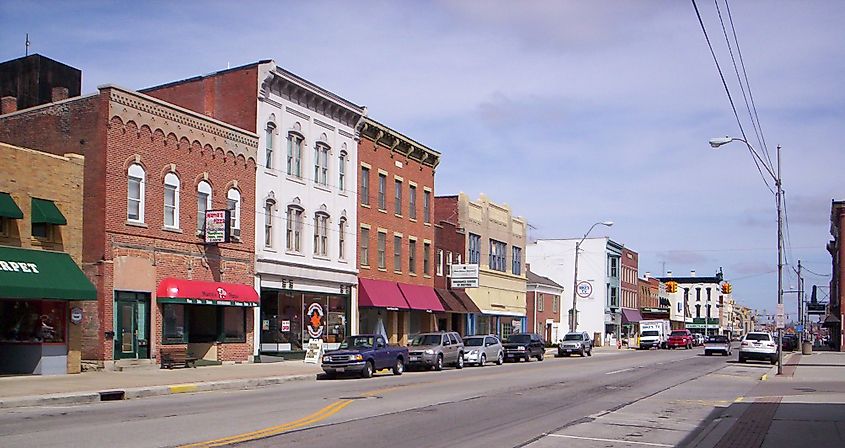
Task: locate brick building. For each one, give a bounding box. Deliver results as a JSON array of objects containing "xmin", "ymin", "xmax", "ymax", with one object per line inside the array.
[
  {"xmin": 526, "ymin": 269, "xmax": 564, "ymax": 343},
  {"xmin": 0, "ymin": 142, "xmax": 95, "ymax": 374},
  {"xmin": 433, "ymin": 213, "xmax": 478, "ymax": 335},
  {"xmin": 0, "ymin": 54, "xmax": 81, "ymax": 112},
  {"xmin": 828, "ymin": 200, "xmax": 845, "ymax": 351},
  {"xmin": 356, "ymin": 118, "xmax": 442, "ymax": 345},
  {"xmin": 144, "ymin": 61, "xmax": 364, "ymax": 357},
  {"xmin": 0, "ymin": 84, "xmax": 259, "ymax": 369}
]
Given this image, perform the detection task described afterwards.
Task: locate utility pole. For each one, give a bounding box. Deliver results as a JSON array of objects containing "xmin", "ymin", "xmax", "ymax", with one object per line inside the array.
[
  {"xmin": 776, "ymin": 145, "xmax": 783, "ymax": 375},
  {"xmin": 797, "ymin": 260, "xmax": 803, "ymax": 341}
]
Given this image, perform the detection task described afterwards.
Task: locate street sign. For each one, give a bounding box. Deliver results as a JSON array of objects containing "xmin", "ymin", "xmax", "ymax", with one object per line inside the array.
[
  {"xmin": 796, "ymin": 324, "xmax": 803, "ymax": 333},
  {"xmin": 775, "ymin": 304, "xmax": 785, "ymax": 329},
  {"xmin": 576, "ymin": 281, "xmax": 592, "ymax": 298}
]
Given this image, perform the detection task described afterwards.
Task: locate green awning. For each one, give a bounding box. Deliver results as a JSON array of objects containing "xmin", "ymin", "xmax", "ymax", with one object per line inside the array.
[
  {"xmin": 0, "ymin": 193, "xmax": 23, "ymax": 219},
  {"xmin": 0, "ymin": 246, "xmax": 96, "ymax": 300},
  {"xmin": 31, "ymin": 198, "xmax": 67, "ymax": 225}
]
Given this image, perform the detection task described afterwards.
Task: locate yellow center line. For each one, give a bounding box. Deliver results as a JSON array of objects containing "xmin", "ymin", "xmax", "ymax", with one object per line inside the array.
[{"xmin": 179, "ymin": 399, "xmax": 353, "ymax": 448}]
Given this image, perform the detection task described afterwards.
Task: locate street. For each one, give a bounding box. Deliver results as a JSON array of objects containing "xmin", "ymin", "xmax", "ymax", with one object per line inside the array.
[{"xmin": 0, "ymin": 347, "xmax": 770, "ymax": 448}]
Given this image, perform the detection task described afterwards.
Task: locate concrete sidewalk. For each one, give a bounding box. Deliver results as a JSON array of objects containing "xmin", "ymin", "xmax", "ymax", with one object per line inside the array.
[
  {"xmin": 690, "ymin": 350, "xmax": 845, "ymax": 447},
  {"xmin": 0, "ymin": 361, "xmax": 322, "ymax": 409}
]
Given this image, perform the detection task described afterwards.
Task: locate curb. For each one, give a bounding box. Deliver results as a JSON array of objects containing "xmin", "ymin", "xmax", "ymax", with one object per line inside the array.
[
  {"xmin": 760, "ymin": 364, "xmax": 777, "ymax": 381},
  {"xmin": 0, "ymin": 373, "xmax": 315, "ymax": 409}
]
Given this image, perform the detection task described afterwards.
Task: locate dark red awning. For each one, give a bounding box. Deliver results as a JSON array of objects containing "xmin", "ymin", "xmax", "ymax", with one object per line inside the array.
[
  {"xmin": 398, "ymin": 283, "xmax": 445, "ymax": 313},
  {"xmin": 156, "ymin": 278, "xmax": 259, "ymax": 306},
  {"xmin": 451, "ymin": 289, "xmax": 481, "ymax": 313},
  {"xmin": 435, "ymin": 288, "xmax": 467, "ymax": 313},
  {"xmin": 358, "ymin": 278, "xmax": 410, "ymax": 310},
  {"xmin": 622, "ymin": 308, "xmax": 643, "ymax": 324}
]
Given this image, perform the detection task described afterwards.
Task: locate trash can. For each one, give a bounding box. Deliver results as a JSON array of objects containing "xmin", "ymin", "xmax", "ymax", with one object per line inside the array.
[{"xmin": 802, "ymin": 340, "xmax": 813, "ymax": 355}]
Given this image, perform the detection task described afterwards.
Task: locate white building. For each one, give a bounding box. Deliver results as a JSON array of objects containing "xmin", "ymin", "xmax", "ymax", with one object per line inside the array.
[
  {"xmin": 658, "ymin": 270, "xmax": 727, "ymax": 336},
  {"xmin": 527, "ymin": 238, "xmax": 623, "ymax": 346},
  {"xmin": 254, "ymin": 62, "xmax": 366, "ymax": 356}
]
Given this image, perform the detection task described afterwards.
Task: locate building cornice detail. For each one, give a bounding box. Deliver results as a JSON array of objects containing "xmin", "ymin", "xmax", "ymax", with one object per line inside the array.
[{"xmin": 358, "ymin": 117, "xmax": 441, "ymax": 169}]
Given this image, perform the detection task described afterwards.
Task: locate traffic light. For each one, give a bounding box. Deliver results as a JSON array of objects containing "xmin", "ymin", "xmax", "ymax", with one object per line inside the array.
[
  {"xmin": 721, "ymin": 282, "xmax": 732, "ymax": 294},
  {"xmin": 666, "ymin": 281, "xmax": 678, "ymax": 294}
]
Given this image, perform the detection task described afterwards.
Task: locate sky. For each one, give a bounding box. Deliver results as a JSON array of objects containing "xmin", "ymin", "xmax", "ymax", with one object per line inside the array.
[{"xmin": 2, "ymin": 0, "xmax": 843, "ymax": 320}]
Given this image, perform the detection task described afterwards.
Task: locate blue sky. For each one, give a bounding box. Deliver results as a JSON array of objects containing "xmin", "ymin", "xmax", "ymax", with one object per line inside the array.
[{"xmin": 2, "ymin": 0, "xmax": 843, "ymax": 319}]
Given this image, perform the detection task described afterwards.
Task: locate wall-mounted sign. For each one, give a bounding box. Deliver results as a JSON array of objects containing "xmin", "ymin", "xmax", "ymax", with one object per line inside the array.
[
  {"xmin": 306, "ymin": 302, "xmax": 324, "ymax": 338},
  {"xmin": 451, "ymin": 264, "xmax": 479, "ymax": 279},
  {"xmin": 204, "ymin": 209, "xmax": 231, "ymax": 244},
  {"xmin": 451, "ymin": 278, "xmax": 479, "ymax": 288},
  {"xmin": 70, "ymin": 307, "xmax": 83, "ymax": 325},
  {"xmin": 281, "ymin": 320, "xmax": 291, "ymax": 332},
  {"xmin": 576, "ymin": 281, "xmax": 592, "ymax": 298}
]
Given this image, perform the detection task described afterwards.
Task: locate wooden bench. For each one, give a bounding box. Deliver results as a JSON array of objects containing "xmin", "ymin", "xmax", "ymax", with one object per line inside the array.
[{"xmin": 160, "ymin": 346, "xmax": 197, "ymax": 369}]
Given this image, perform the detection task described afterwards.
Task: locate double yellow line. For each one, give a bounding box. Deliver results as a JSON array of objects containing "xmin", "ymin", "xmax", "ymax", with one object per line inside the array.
[{"xmin": 180, "ymin": 399, "xmax": 353, "ymax": 447}]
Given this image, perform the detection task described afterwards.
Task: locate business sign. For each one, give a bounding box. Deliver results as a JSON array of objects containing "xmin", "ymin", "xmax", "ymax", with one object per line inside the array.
[
  {"xmin": 70, "ymin": 307, "xmax": 83, "ymax": 325},
  {"xmin": 281, "ymin": 320, "xmax": 290, "ymax": 332},
  {"xmin": 204, "ymin": 209, "xmax": 230, "ymax": 244},
  {"xmin": 807, "ymin": 303, "xmax": 826, "ymax": 314},
  {"xmin": 451, "ymin": 278, "xmax": 479, "ymax": 288},
  {"xmin": 303, "ymin": 338, "xmax": 323, "ymax": 364},
  {"xmin": 0, "ymin": 260, "xmax": 40, "ymax": 273},
  {"xmin": 451, "ymin": 264, "xmax": 479, "ymax": 279},
  {"xmin": 576, "ymin": 281, "xmax": 592, "ymax": 298},
  {"xmin": 306, "ymin": 302, "xmax": 325, "ymax": 338}
]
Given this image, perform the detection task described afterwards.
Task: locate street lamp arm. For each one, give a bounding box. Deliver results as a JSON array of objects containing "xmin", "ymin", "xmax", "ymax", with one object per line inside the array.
[{"xmin": 713, "ymin": 137, "xmax": 778, "ymax": 182}]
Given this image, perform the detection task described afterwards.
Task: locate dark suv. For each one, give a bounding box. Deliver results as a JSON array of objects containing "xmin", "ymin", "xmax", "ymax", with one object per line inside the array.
[{"xmin": 503, "ymin": 333, "xmax": 545, "ymax": 362}]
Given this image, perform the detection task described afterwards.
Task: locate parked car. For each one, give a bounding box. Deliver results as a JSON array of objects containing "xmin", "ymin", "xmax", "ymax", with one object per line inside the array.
[
  {"xmin": 557, "ymin": 331, "xmax": 593, "ymax": 357},
  {"xmin": 739, "ymin": 332, "xmax": 778, "ymax": 364},
  {"xmin": 782, "ymin": 334, "xmax": 799, "ymax": 351},
  {"xmin": 503, "ymin": 333, "xmax": 545, "ymax": 362},
  {"xmin": 667, "ymin": 329, "xmax": 694, "ymax": 349},
  {"xmin": 704, "ymin": 335, "xmax": 732, "ymax": 356},
  {"xmin": 321, "ymin": 334, "xmax": 409, "ymax": 378},
  {"xmin": 462, "ymin": 335, "xmax": 503, "ymax": 366},
  {"xmin": 407, "ymin": 332, "xmax": 464, "ymax": 370}
]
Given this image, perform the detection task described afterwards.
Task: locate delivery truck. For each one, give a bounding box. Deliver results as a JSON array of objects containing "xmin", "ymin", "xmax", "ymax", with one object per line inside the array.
[{"xmin": 639, "ymin": 319, "xmax": 671, "ymax": 349}]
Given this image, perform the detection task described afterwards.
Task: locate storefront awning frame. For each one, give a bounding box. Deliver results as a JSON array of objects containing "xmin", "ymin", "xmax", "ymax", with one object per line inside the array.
[
  {"xmin": 156, "ymin": 278, "xmax": 259, "ymax": 306},
  {"xmin": 0, "ymin": 192, "xmax": 23, "ymax": 219},
  {"xmin": 0, "ymin": 246, "xmax": 95, "ymax": 300}
]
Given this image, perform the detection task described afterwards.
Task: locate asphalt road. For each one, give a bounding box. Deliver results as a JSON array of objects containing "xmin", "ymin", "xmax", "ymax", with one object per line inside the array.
[{"xmin": 0, "ymin": 346, "xmax": 771, "ymax": 448}]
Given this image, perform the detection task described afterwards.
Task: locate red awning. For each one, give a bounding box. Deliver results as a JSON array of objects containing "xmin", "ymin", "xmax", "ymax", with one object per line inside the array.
[
  {"xmin": 622, "ymin": 308, "xmax": 643, "ymax": 324},
  {"xmin": 398, "ymin": 283, "xmax": 445, "ymax": 313},
  {"xmin": 156, "ymin": 278, "xmax": 259, "ymax": 306},
  {"xmin": 451, "ymin": 289, "xmax": 481, "ymax": 313},
  {"xmin": 435, "ymin": 288, "xmax": 467, "ymax": 313},
  {"xmin": 358, "ymin": 278, "xmax": 410, "ymax": 310}
]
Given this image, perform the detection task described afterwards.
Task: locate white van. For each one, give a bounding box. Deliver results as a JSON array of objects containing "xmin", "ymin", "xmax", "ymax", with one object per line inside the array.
[{"xmin": 639, "ymin": 320, "xmax": 670, "ymax": 349}]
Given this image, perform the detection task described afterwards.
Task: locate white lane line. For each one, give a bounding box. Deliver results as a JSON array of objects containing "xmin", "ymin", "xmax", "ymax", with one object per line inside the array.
[
  {"xmin": 605, "ymin": 368, "xmax": 633, "ymax": 375},
  {"xmin": 547, "ymin": 434, "xmax": 673, "ymax": 447}
]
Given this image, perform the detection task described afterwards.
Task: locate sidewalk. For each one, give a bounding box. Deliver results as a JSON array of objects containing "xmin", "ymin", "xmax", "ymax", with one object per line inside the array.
[
  {"xmin": 0, "ymin": 361, "xmax": 322, "ymax": 409},
  {"xmin": 690, "ymin": 350, "xmax": 845, "ymax": 447}
]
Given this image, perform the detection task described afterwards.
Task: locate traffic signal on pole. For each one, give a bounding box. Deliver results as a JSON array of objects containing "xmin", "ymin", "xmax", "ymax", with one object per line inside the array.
[
  {"xmin": 666, "ymin": 281, "xmax": 678, "ymax": 294},
  {"xmin": 721, "ymin": 282, "xmax": 732, "ymax": 294}
]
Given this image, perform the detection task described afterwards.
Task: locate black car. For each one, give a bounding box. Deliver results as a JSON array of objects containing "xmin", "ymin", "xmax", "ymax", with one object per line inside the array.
[
  {"xmin": 503, "ymin": 333, "xmax": 545, "ymax": 362},
  {"xmin": 782, "ymin": 334, "xmax": 799, "ymax": 351}
]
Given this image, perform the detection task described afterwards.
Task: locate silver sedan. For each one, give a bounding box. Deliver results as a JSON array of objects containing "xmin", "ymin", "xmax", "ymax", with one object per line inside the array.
[{"xmin": 462, "ymin": 335, "xmax": 504, "ymax": 366}]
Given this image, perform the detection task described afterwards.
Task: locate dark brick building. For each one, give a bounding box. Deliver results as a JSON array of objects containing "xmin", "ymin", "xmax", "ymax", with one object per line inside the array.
[{"xmin": 0, "ymin": 54, "xmax": 81, "ymax": 112}]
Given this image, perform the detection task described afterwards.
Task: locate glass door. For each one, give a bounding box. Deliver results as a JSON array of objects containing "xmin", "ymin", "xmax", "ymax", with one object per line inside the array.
[{"xmin": 115, "ymin": 292, "xmax": 151, "ymax": 359}]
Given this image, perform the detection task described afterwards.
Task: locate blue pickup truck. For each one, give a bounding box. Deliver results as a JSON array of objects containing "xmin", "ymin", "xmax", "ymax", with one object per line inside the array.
[{"xmin": 321, "ymin": 334, "xmax": 409, "ymax": 378}]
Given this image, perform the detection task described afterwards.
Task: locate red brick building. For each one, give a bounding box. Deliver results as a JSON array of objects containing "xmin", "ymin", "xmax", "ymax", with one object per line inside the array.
[
  {"xmin": 433, "ymin": 217, "xmax": 478, "ymax": 335},
  {"xmin": 526, "ymin": 269, "xmax": 564, "ymax": 342},
  {"xmin": 356, "ymin": 118, "xmax": 441, "ymax": 345},
  {"xmin": 0, "ymin": 84, "xmax": 259, "ymax": 368},
  {"xmin": 620, "ymin": 247, "xmax": 641, "ymax": 342}
]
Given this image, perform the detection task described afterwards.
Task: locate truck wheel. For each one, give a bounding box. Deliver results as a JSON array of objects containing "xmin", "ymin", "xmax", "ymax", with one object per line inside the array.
[
  {"xmin": 538, "ymin": 352, "xmax": 544, "ymax": 361},
  {"xmin": 392, "ymin": 358, "xmax": 404, "ymax": 375},
  {"xmin": 435, "ymin": 354, "xmax": 443, "ymax": 371},
  {"xmin": 361, "ymin": 361, "xmax": 374, "ymax": 379},
  {"xmin": 456, "ymin": 353, "xmax": 464, "ymax": 369}
]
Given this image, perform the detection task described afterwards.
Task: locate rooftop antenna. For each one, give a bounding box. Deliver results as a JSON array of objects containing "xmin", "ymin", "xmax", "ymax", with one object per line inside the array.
[{"xmin": 25, "ymin": 33, "xmax": 30, "ymax": 56}]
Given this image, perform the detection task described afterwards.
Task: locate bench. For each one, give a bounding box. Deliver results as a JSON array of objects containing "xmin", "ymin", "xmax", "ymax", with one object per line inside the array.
[{"xmin": 160, "ymin": 346, "xmax": 197, "ymax": 369}]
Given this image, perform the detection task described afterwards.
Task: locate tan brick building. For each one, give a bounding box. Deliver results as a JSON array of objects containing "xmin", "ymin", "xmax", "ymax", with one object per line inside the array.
[{"xmin": 0, "ymin": 142, "xmax": 95, "ymax": 374}]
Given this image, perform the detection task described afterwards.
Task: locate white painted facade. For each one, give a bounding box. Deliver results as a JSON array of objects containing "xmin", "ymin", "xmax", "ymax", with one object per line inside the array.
[
  {"xmin": 526, "ymin": 238, "xmax": 613, "ymax": 343},
  {"xmin": 252, "ymin": 61, "xmax": 365, "ymax": 354}
]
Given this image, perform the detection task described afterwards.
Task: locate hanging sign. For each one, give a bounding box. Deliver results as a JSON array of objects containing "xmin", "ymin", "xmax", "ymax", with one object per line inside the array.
[{"xmin": 204, "ymin": 209, "xmax": 231, "ymax": 244}]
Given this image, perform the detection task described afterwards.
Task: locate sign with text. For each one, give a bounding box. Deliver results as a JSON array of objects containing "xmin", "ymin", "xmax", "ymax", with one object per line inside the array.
[
  {"xmin": 451, "ymin": 278, "xmax": 479, "ymax": 288},
  {"xmin": 204, "ymin": 209, "xmax": 231, "ymax": 244},
  {"xmin": 775, "ymin": 303, "xmax": 785, "ymax": 329},
  {"xmin": 303, "ymin": 338, "xmax": 324, "ymax": 364},
  {"xmin": 576, "ymin": 281, "xmax": 593, "ymax": 298},
  {"xmin": 451, "ymin": 264, "xmax": 479, "ymax": 279}
]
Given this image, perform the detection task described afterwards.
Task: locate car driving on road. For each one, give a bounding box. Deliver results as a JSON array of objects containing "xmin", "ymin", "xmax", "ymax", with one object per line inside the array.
[
  {"xmin": 739, "ymin": 331, "xmax": 778, "ymax": 365},
  {"xmin": 704, "ymin": 335, "xmax": 732, "ymax": 356},
  {"xmin": 407, "ymin": 332, "xmax": 465, "ymax": 370},
  {"xmin": 462, "ymin": 335, "xmax": 503, "ymax": 366},
  {"xmin": 503, "ymin": 333, "xmax": 545, "ymax": 362},
  {"xmin": 557, "ymin": 331, "xmax": 593, "ymax": 357}
]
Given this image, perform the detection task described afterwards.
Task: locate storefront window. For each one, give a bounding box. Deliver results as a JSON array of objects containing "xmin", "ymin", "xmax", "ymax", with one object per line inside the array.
[
  {"xmin": 260, "ymin": 289, "xmax": 350, "ymax": 352},
  {"xmin": 161, "ymin": 304, "xmax": 247, "ymax": 344},
  {"xmin": 326, "ymin": 296, "xmax": 347, "ymax": 346},
  {"xmin": 0, "ymin": 300, "xmax": 65, "ymax": 343},
  {"xmin": 223, "ymin": 307, "xmax": 246, "ymax": 342},
  {"xmin": 162, "ymin": 304, "xmax": 186, "ymax": 343}
]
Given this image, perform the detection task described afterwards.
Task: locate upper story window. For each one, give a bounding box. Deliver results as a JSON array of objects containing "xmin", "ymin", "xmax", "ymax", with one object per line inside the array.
[
  {"xmin": 360, "ymin": 227, "xmax": 370, "ymax": 266},
  {"xmin": 227, "ymin": 188, "xmax": 241, "ymax": 239},
  {"xmin": 409, "ymin": 185, "xmax": 417, "ymax": 220},
  {"xmin": 408, "ymin": 239, "xmax": 417, "ymax": 274},
  {"xmin": 265, "ymin": 123, "xmax": 276, "ymax": 170},
  {"xmin": 377, "ymin": 231, "xmax": 387, "ymax": 269},
  {"xmin": 423, "ymin": 242, "xmax": 431, "ymax": 275},
  {"xmin": 393, "ymin": 235, "xmax": 402, "ymax": 272},
  {"xmin": 608, "ymin": 257, "xmax": 618, "ymax": 278},
  {"xmin": 537, "ymin": 293, "xmax": 544, "ymax": 312},
  {"xmin": 339, "ymin": 151, "xmax": 347, "ymax": 192},
  {"xmin": 423, "ymin": 190, "xmax": 431, "ymax": 223},
  {"xmin": 468, "ymin": 233, "xmax": 481, "ymax": 264},
  {"xmin": 30, "ymin": 198, "xmax": 66, "ymax": 241},
  {"xmin": 447, "ymin": 251, "xmax": 453, "ymax": 275},
  {"xmin": 286, "ymin": 205, "xmax": 303, "ymax": 253},
  {"xmin": 360, "ymin": 167, "xmax": 370, "ymax": 206},
  {"xmin": 127, "ymin": 163, "xmax": 145, "ymax": 223},
  {"xmin": 553, "ymin": 295, "xmax": 559, "ymax": 313},
  {"xmin": 313, "ymin": 212, "xmax": 329, "ymax": 257},
  {"xmin": 287, "ymin": 132, "xmax": 304, "ymax": 177},
  {"xmin": 489, "ymin": 239, "xmax": 506, "ymax": 272},
  {"xmin": 196, "ymin": 181, "xmax": 212, "ymax": 234},
  {"xmin": 512, "ymin": 246, "xmax": 522, "ymax": 275},
  {"xmin": 163, "ymin": 172, "xmax": 180, "ymax": 229},
  {"xmin": 394, "ymin": 179, "xmax": 402, "ymax": 215},
  {"xmin": 436, "ymin": 249, "xmax": 444, "ymax": 276},
  {"xmin": 377, "ymin": 173, "xmax": 387, "ymax": 210},
  {"xmin": 338, "ymin": 217, "xmax": 347, "ymax": 260},
  {"xmin": 264, "ymin": 199, "xmax": 275, "ymax": 247},
  {"xmin": 314, "ymin": 143, "xmax": 329, "ymax": 186}
]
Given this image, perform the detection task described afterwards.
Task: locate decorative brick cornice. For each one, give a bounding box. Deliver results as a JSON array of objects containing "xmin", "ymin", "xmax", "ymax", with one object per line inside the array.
[
  {"xmin": 358, "ymin": 117, "xmax": 441, "ymax": 169},
  {"xmin": 102, "ymin": 85, "xmax": 259, "ymax": 164}
]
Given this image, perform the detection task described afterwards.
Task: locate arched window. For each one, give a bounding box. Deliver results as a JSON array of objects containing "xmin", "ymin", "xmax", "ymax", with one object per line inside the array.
[
  {"xmin": 314, "ymin": 143, "xmax": 329, "ymax": 186},
  {"xmin": 127, "ymin": 164, "xmax": 145, "ymax": 222},
  {"xmin": 338, "ymin": 150, "xmax": 347, "ymax": 192},
  {"xmin": 264, "ymin": 199, "xmax": 275, "ymax": 247},
  {"xmin": 196, "ymin": 180, "xmax": 212, "ymax": 233},
  {"xmin": 338, "ymin": 217, "xmax": 347, "ymax": 260},
  {"xmin": 313, "ymin": 212, "xmax": 329, "ymax": 256},
  {"xmin": 287, "ymin": 132, "xmax": 304, "ymax": 177},
  {"xmin": 265, "ymin": 123, "xmax": 276, "ymax": 169},
  {"xmin": 227, "ymin": 188, "xmax": 241, "ymax": 239},
  {"xmin": 286, "ymin": 205, "xmax": 303, "ymax": 252},
  {"xmin": 163, "ymin": 172, "xmax": 180, "ymax": 229}
]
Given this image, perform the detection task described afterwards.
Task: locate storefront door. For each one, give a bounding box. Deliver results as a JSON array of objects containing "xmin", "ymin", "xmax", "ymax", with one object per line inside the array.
[{"xmin": 115, "ymin": 292, "xmax": 150, "ymax": 359}]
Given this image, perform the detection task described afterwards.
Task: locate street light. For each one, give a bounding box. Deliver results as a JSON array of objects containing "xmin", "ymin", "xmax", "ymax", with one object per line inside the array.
[
  {"xmin": 570, "ymin": 221, "xmax": 614, "ymax": 332},
  {"xmin": 709, "ymin": 136, "xmax": 783, "ymax": 375}
]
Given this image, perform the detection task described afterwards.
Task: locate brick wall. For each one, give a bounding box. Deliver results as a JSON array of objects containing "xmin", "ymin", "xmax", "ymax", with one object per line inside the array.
[
  {"xmin": 621, "ymin": 247, "xmax": 639, "ymax": 309},
  {"xmin": 526, "ymin": 290, "xmax": 561, "ymax": 333},
  {"xmin": 434, "ymin": 219, "xmax": 465, "ymax": 289}
]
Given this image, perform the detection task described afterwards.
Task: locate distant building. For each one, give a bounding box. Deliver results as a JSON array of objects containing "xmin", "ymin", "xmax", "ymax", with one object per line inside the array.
[
  {"xmin": 526, "ymin": 269, "xmax": 564, "ymax": 342},
  {"xmin": 657, "ymin": 270, "xmax": 726, "ymax": 336}
]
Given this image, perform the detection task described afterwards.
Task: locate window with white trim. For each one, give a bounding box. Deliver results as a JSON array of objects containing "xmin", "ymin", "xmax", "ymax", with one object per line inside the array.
[
  {"xmin": 423, "ymin": 190, "xmax": 431, "ymax": 223},
  {"xmin": 227, "ymin": 188, "xmax": 241, "ymax": 239},
  {"xmin": 423, "ymin": 242, "xmax": 431, "ymax": 275},
  {"xmin": 313, "ymin": 213, "xmax": 329, "ymax": 256},
  {"xmin": 314, "ymin": 143, "xmax": 329, "ymax": 186},
  {"xmin": 377, "ymin": 231, "xmax": 386, "ymax": 269},
  {"xmin": 393, "ymin": 235, "xmax": 402, "ymax": 272},
  {"xmin": 394, "ymin": 179, "xmax": 402, "ymax": 215},
  {"xmin": 163, "ymin": 172, "xmax": 180, "ymax": 229},
  {"xmin": 264, "ymin": 200, "xmax": 275, "ymax": 247},
  {"xmin": 361, "ymin": 167, "xmax": 370, "ymax": 205},
  {"xmin": 408, "ymin": 239, "xmax": 417, "ymax": 274},
  {"xmin": 338, "ymin": 217, "xmax": 347, "ymax": 260},
  {"xmin": 127, "ymin": 164, "xmax": 145, "ymax": 222},
  {"xmin": 265, "ymin": 123, "xmax": 275, "ymax": 169},
  {"xmin": 436, "ymin": 249, "xmax": 444, "ymax": 276},
  {"xmin": 196, "ymin": 181, "xmax": 212, "ymax": 233},
  {"xmin": 339, "ymin": 151, "xmax": 347, "ymax": 192},
  {"xmin": 286, "ymin": 206, "xmax": 303, "ymax": 252},
  {"xmin": 378, "ymin": 174, "xmax": 386, "ymax": 210},
  {"xmin": 287, "ymin": 132, "xmax": 303, "ymax": 177},
  {"xmin": 409, "ymin": 185, "xmax": 417, "ymax": 220},
  {"xmin": 360, "ymin": 227, "xmax": 370, "ymax": 266}
]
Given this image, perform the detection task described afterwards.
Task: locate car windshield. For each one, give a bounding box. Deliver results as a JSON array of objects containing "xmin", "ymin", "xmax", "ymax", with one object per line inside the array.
[
  {"xmin": 670, "ymin": 331, "xmax": 687, "ymax": 337},
  {"xmin": 707, "ymin": 336, "xmax": 728, "ymax": 343},
  {"xmin": 642, "ymin": 331, "xmax": 659, "ymax": 337},
  {"xmin": 563, "ymin": 334, "xmax": 584, "ymax": 341},
  {"xmin": 507, "ymin": 334, "xmax": 531, "ymax": 344},
  {"xmin": 339, "ymin": 336, "xmax": 374, "ymax": 349},
  {"xmin": 745, "ymin": 333, "xmax": 772, "ymax": 341},
  {"xmin": 464, "ymin": 337, "xmax": 484, "ymax": 346},
  {"xmin": 410, "ymin": 335, "xmax": 442, "ymax": 346}
]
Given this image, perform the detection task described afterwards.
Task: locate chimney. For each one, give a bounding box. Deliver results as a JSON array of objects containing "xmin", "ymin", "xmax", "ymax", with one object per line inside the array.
[
  {"xmin": 690, "ymin": 270, "xmax": 696, "ymax": 277},
  {"xmin": 645, "ymin": 271, "xmax": 651, "ymax": 279},
  {"xmin": 1, "ymin": 96, "xmax": 17, "ymax": 114},
  {"xmin": 666, "ymin": 270, "xmax": 673, "ymax": 277},
  {"xmin": 51, "ymin": 87, "xmax": 69, "ymax": 102}
]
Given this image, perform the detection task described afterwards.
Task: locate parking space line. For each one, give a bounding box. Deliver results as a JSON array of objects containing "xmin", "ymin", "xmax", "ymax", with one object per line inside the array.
[{"xmin": 547, "ymin": 434, "xmax": 673, "ymax": 446}]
